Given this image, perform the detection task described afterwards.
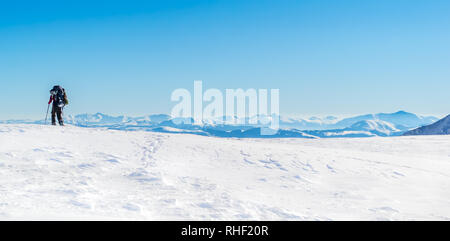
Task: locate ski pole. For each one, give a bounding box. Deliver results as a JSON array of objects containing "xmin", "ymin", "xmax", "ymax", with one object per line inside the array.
[{"xmin": 44, "ymin": 104, "xmax": 50, "ymax": 125}]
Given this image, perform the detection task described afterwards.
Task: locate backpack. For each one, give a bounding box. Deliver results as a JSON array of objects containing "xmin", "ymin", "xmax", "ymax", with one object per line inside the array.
[{"xmin": 50, "ymin": 85, "xmax": 69, "ymax": 107}]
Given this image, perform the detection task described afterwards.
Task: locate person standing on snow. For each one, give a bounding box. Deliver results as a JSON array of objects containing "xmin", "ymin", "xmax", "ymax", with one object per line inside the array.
[{"xmin": 48, "ymin": 85, "xmax": 69, "ymax": 126}]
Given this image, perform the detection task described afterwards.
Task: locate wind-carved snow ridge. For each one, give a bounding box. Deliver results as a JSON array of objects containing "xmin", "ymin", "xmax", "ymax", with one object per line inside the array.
[{"xmin": 0, "ymin": 124, "xmax": 449, "ymax": 220}]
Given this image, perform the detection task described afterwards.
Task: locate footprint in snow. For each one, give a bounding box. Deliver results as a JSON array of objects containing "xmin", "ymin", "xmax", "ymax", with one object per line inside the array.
[
  {"xmin": 69, "ymin": 200, "xmax": 91, "ymax": 209},
  {"xmin": 198, "ymin": 203, "xmax": 214, "ymax": 209},
  {"xmin": 78, "ymin": 163, "xmax": 95, "ymax": 169},
  {"xmin": 393, "ymin": 171, "xmax": 404, "ymax": 177},
  {"xmin": 369, "ymin": 206, "xmax": 399, "ymax": 213},
  {"xmin": 327, "ymin": 164, "xmax": 336, "ymax": 173},
  {"xmin": 105, "ymin": 159, "xmax": 120, "ymax": 164},
  {"xmin": 123, "ymin": 203, "xmax": 141, "ymax": 212}
]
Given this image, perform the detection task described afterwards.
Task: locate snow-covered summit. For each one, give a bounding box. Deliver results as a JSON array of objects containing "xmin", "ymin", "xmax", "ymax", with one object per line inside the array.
[{"xmin": 349, "ymin": 119, "xmax": 400, "ymax": 136}]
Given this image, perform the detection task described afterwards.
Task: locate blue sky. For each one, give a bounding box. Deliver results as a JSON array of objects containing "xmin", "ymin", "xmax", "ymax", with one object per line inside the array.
[{"xmin": 0, "ymin": 0, "xmax": 449, "ymax": 119}]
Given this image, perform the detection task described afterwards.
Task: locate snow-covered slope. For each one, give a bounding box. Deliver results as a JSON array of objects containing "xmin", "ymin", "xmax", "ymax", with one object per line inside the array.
[
  {"xmin": 346, "ymin": 119, "xmax": 401, "ymax": 136},
  {"xmin": 403, "ymin": 115, "xmax": 450, "ymax": 136},
  {"xmin": 0, "ymin": 124, "xmax": 449, "ymax": 220}
]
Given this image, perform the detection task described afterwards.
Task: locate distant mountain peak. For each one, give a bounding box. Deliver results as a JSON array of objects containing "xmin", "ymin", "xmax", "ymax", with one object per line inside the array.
[{"xmin": 394, "ymin": 110, "xmax": 408, "ymax": 114}]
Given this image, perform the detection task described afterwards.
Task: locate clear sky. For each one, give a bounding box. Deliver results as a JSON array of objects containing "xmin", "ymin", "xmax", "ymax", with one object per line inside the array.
[{"xmin": 0, "ymin": 0, "xmax": 449, "ymax": 119}]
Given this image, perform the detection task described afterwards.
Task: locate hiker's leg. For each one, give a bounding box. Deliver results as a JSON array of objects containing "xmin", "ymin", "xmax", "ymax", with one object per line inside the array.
[
  {"xmin": 57, "ymin": 107, "xmax": 64, "ymax": 126},
  {"xmin": 51, "ymin": 107, "xmax": 57, "ymax": 125}
]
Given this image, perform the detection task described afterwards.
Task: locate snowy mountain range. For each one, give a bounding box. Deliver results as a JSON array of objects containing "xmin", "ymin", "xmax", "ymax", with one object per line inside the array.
[{"xmin": 0, "ymin": 111, "xmax": 440, "ymax": 138}]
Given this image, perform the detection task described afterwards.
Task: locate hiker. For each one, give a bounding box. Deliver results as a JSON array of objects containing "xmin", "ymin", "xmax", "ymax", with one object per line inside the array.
[{"xmin": 48, "ymin": 85, "xmax": 69, "ymax": 126}]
